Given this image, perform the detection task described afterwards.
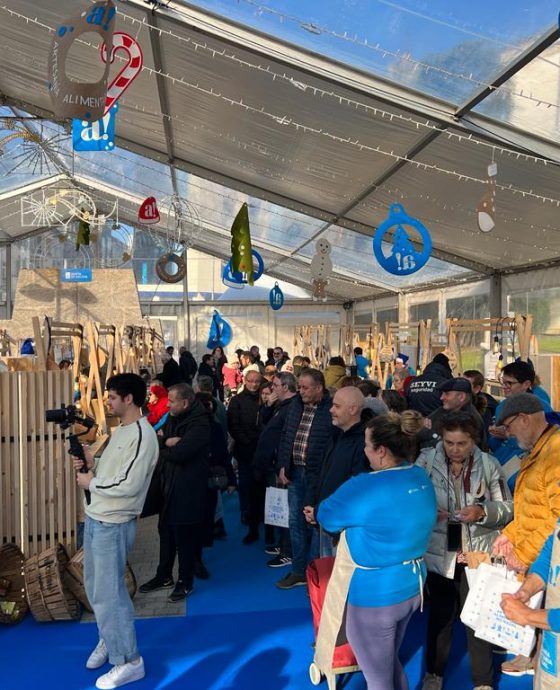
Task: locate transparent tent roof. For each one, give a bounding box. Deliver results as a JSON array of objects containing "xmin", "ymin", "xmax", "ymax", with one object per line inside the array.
[
  {"xmin": 1, "ymin": 0, "xmax": 560, "ymax": 299},
  {"xmin": 184, "ymin": 0, "xmax": 559, "ymax": 107}
]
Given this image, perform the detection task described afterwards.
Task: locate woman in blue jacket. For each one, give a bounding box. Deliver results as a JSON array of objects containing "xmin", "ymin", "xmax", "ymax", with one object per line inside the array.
[{"xmin": 316, "ymin": 412, "xmax": 436, "ymax": 690}]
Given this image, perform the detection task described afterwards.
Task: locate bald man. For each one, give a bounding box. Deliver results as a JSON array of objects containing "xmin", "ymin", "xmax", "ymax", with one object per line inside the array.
[{"xmin": 305, "ymin": 386, "xmax": 369, "ymax": 556}]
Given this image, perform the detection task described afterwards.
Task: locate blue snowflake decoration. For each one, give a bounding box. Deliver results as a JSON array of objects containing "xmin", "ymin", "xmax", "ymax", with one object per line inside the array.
[
  {"xmin": 269, "ymin": 282, "xmax": 284, "ymax": 310},
  {"xmin": 222, "ymin": 249, "xmax": 264, "ymax": 287},
  {"xmin": 372, "ymin": 204, "xmax": 432, "ymax": 276}
]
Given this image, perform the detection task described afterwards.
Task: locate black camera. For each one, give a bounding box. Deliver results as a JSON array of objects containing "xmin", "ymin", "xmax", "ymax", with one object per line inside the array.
[
  {"xmin": 45, "ymin": 404, "xmax": 95, "ymax": 430},
  {"xmin": 46, "ymin": 405, "xmax": 96, "ymax": 504}
]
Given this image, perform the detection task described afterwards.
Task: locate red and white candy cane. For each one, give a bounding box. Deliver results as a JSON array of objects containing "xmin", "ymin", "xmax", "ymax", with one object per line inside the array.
[{"xmin": 100, "ymin": 32, "xmax": 143, "ymax": 115}]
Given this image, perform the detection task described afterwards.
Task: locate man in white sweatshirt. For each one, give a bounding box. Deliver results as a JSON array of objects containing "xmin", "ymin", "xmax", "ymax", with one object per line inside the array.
[{"xmin": 74, "ymin": 373, "xmax": 159, "ymax": 690}]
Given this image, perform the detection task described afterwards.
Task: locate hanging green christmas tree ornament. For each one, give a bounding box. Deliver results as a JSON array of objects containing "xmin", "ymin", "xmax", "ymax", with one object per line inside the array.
[
  {"xmin": 75, "ymin": 213, "xmax": 91, "ymax": 251},
  {"xmin": 230, "ymin": 202, "xmax": 254, "ymax": 286}
]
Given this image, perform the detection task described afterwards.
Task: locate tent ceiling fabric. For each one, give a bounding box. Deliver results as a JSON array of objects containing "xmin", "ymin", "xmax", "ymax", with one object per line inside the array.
[{"xmin": 0, "ymin": 1, "xmax": 560, "ymax": 299}]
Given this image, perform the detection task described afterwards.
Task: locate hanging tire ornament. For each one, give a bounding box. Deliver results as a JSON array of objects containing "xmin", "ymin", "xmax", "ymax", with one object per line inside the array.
[
  {"xmin": 156, "ymin": 253, "xmax": 186, "ymax": 283},
  {"xmin": 372, "ymin": 203, "xmax": 432, "ymax": 276}
]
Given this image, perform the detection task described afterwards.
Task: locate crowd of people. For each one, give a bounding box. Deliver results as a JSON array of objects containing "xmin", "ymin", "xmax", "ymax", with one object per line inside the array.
[{"xmin": 73, "ymin": 343, "xmax": 560, "ymax": 690}]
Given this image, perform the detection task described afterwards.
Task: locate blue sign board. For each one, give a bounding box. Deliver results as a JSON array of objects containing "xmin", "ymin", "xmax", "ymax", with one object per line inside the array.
[
  {"xmin": 60, "ymin": 268, "xmax": 93, "ymax": 283},
  {"xmin": 72, "ymin": 103, "xmax": 119, "ymax": 152}
]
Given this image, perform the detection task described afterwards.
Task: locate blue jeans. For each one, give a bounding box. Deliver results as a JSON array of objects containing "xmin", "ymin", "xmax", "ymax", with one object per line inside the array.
[
  {"xmin": 84, "ymin": 516, "xmax": 139, "ymax": 665},
  {"xmin": 288, "ymin": 465, "xmax": 318, "ymax": 576}
]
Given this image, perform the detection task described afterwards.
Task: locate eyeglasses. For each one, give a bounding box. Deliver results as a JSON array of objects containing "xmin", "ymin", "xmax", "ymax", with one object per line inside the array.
[
  {"xmin": 500, "ymin": 378, "xmax": 520, "ymax": 389},
  {"xmin": 502, "ymin": 414, "xmax": 520, "ymax": 432}
]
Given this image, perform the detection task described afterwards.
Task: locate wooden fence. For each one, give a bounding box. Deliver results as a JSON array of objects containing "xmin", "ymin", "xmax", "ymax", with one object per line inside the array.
[{"xmin": 0, "ymin": 370, "xmax": 75, "ymax": 557}]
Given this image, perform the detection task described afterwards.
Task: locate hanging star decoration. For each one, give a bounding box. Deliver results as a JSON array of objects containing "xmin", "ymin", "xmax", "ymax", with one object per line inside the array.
[{"xmin": 0, "ymin": 119, "xmax": 69, "ymax": 176}]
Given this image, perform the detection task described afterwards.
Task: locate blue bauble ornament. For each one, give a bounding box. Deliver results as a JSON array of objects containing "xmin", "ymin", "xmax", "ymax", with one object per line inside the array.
[
  {"xmin": 269, "ymin": 282, "xmax": 284, "ymax": 310},
  {"xmin": 222, "ymin": 249, "xmax": 264, "ymax": 287},
  {"xmin": 372, "ymin": 204, "xmax": 432, "ymax": 276}
]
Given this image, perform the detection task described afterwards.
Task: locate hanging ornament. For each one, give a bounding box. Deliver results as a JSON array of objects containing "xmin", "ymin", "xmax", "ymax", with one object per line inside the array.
[
  {"xmin": 48, "ymin": 0, "xmax": 117, "ymax": 121},
  {"xmin": 477, "ymin": 162, "xmax": 497, "ymax": 233},
  {"xmin": 207, "ymin": 310, "xmax": 233, "ymax": 349},
  {"xmin": 100, "ymin": 32, "xmax": 144, "ymax": 115},
  {"xmin": 269, "ymin": 282, "xmax": 284, "ymax": 310},
  {"xmin": 310, "ymin": 238, "xmax": 332, "ymax": 301},
  {"xmin": 372, "ymin": 204, "xmax": 432, "ymax": 276},
  {"xmin": 155, "ymin": 252, "xmax": 186, "ymax": 284},
  {"xmin": 222, "ymin": 250, "xmax": 265, "ymax": 287},
  {"xmin": 138, "ymin": 197, "xmax": 160, "ymax": 224},
  {"xmin": 72, "ymin": 102, "xmax": 118, "ymax": 152},
  {"xmin": 75, "ymin": 215, "xmax": 91, "ymax": 251},
  {"xmin": 230, "ymin": 202, "xmax": 255, "ymax": 285}
]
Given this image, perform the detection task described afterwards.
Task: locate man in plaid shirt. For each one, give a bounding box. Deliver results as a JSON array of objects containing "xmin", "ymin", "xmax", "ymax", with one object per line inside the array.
[{"xmin": 276, "ymin": 369, "xmax": 333, "ymax": 589}]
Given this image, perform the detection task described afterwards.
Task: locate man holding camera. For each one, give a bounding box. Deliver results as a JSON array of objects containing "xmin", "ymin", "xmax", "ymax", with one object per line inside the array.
[{"xmin": 73, "ymin": 373, "xmax": 159, "ymax": 690}]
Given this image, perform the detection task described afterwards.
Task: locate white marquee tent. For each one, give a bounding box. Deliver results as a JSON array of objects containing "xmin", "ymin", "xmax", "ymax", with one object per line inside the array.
[{"xmin": 1, "ymin": 0, "xmax": 560, "ymax": 349}]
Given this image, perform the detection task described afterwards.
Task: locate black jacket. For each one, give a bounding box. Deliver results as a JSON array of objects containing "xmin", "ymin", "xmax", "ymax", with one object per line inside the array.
[
  {"xmin": 254, "ymin": 396, "xmax": 297, "ymax": 477},
  {"xmin": 198, "ymin": 361, "xmax": 219, "ymax": 395},
  {"xmin": 277, "ymin": 392, "xmax": 334, "ymax": 505},
  {"xmin": 161, "ymin": 358, "xmax": 182, "ymax": 388},
  {"xmin": 314, "ymin": 421, "xmax": 369, "ymax": 508},
  {"xmin": 159, "ymin": 400, "xmax": 211, "ymax": 524},
  {"xmin": 423, "ymin": 402, "xmax": 487, "ymax": 450},
  {"xmin": 406, "ymin": 361, "xmax": 453, "ymax": 416},
  {"xmin": 226, "ymin": 388, "xmax": 261, "ymax": 464},
  {"xmin": 179, "ymin": 351, "xmax": 197, "ymax": 384},
  {"xmin": 209, "ymin": 419, "xmax": 236, "ymax": 487}
]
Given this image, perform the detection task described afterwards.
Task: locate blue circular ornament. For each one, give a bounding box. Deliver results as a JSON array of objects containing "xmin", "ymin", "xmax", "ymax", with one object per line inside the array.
[
  {"xmin": 372, "ymin": 204, "xmax": 432, "ymax": 276},
  {"xmin": 269, "ymin": 282, "xmax": 284, "ymax": 310},
  {"xmin": 222, "ymin": 249, "xmax": 264, "ymax": 287}
]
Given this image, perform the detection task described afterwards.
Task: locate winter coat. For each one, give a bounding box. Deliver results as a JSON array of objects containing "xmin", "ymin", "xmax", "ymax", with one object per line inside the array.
[
  {"xmin": 406, "ymin": 361, "xmax": 453, "ymax": 416},
  {"xmin": 314, "ymin": 421, "xmax": 369, "ymax": 508},
  {"xmin": 501, "ymin": 425, "xmax": 560, "ymax": 567},
  {"xmin": 416, "ymin": 442, "xmax": 513, "ymax": 579},
  {"xmin": 226, "ymin": 388, "xmax": 261, "ymax": 464},
  {"xmin": 277, "ymin": 392, "xmax": 335, "ymax": 505},
  {"xmin": 324, "ymin": 364, "xmax": 347, "ymax": 390},
  {"xmin": 158, "ymin": 399, "xmax": 211, "ymax": 524},
  {"xmin": 161, "ymin": 358, "xmax": 182, "ymax": 388},
  {"xmin": 222, "ymin": 362, "xmax": 243, "ymax": 391},
  {"xmin": 423, "ymin": 402, "xmax": 487, "ymax": 450},
  {"xmin": 147, "ymin": 395, "xmax": 169, "ymax": 427},
  {"xmin": 209, "ymin": 419, "xmax": 236, "ymax": 488},
  {"xmin": 253, "ymin": 396, "xmax": 296, "ymax": 478},
  {"xmin": 179, "ymin": 351, "xmax": 197, "ymax": 384}
]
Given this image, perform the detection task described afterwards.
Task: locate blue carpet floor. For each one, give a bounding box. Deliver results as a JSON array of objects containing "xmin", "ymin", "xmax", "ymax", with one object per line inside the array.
[{"xmin": 1, "ymin": 493, "xmax": 534, "ymax": 690}]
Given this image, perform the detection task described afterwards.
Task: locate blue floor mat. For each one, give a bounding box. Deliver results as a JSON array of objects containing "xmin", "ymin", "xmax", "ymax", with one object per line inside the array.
[{"xmin": 0, "ymin": 493, "xmax": 534, "ymax": 690}]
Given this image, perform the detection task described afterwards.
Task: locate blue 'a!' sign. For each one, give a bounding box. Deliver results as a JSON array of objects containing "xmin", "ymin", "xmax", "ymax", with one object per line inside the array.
[
  {"xmin": 72, "ymin": 103, "xmax": 118, "ymax": 152},
  {"xmin": 60, "ymin": 268, "xmax": 92, "ymax": 283}
]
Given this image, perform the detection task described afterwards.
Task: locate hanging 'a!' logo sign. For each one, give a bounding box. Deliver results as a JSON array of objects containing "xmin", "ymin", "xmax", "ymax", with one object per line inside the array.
[
  {"xmin": 372, "ymin": 204, "xmax": 432, "ymax": 276},
  {"xmin": 138, "ymin": 197, "xmax": 160, "ymax": 224}
]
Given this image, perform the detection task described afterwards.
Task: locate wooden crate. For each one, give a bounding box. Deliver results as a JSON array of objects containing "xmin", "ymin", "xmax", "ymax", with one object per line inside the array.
[{"xmin": 0, "ymin": 370, "xmax": 75, "ymax": 557}]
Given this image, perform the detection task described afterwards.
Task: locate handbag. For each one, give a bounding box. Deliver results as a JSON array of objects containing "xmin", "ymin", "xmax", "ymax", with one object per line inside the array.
[{"xmin": 208, "ymin": 465, "xmax": 228, "ymax": 491}]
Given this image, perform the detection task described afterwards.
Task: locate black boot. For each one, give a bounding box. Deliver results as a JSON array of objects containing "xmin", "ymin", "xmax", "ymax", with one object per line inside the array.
[{"xmin": 242, "ymin": 528, "xmax": 259, "ymax": 545}]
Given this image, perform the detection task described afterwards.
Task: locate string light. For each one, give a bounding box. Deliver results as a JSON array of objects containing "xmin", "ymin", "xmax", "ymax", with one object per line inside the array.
[{"xmin": 1, "ymin": 3, "xmax": 559, "ymax": 174}]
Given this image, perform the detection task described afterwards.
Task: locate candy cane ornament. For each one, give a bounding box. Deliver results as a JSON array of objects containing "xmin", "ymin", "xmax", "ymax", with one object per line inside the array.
[{"xmin": 100, "ymin": 32, "xmax": 143, "ymax": 115}]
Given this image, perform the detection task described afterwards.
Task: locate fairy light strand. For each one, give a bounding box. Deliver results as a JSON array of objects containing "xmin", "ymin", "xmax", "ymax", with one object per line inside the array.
[{"xmin": 1, "ymin": 3, "xmax": 559, "ymax": 172}]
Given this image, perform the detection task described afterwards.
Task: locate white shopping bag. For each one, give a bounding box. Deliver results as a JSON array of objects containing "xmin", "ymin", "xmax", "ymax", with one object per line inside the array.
[
  {"xmin": 461, "ymin": 562, "xmax": 542, "ymax": 657},
  {"xmin": 264, "ymin": 487, "xmax": 289, "ymax": 528},
  {"xmin": 473, "ymin": 577, "xmax": 543, "ymax": 657},
  {"xmin": 461, "ymin": 562, "xmax": 509, "ymax": 630}
]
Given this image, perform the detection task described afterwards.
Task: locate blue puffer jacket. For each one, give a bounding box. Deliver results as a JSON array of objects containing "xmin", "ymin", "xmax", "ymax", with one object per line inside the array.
[{"xmin": 277, "ymin": 392, "xmax": 334, "ymax": 505}]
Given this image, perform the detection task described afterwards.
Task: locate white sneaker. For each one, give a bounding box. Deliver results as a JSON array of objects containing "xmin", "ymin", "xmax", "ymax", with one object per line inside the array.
[
  {"xmin": 95, "ymin": 657, "xmax": 145, "ymax": 689},
  {"xmin": 86, "ymin": 639, "xmax": 108, "ymax": 670}
]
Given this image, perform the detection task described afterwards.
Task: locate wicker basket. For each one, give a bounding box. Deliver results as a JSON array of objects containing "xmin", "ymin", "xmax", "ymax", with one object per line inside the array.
[
  {"xmin": 65, "ymin": 547, "xmax": 137, "ymax": 612},
  {"xmin": 0, "ymin": 544, "xmax": 29, "ymax": 624},
  {"xmin": 24, "ymin": 544, "xmax": 80, "ymax": 622}
]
